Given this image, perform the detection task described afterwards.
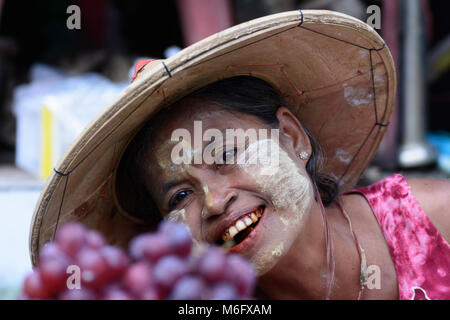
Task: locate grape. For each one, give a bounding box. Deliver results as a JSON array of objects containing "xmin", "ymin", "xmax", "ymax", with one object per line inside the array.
[
  {"xmin": 224, "ymin": 254, "xmax": 256, "ymax": 296},
  {"xmin": 153, "ymin": 256, "xmax": 188, "ymax": 292},
  {"xmin": 76, "ymin": 248, "xmax": 109, "ymax": 289},
  {"xmin": 197, "ymin": 247, "xmax": 227, "ymax": 283},
  {"xmin": 85, "ymin": 230, "xmax": 106, "ymax": 250},
  {"xmin": 209, "ymin": 282, "xmax": 239, "ymax": 300},
  {"xmin": 169, "ymin": 275, "xmax": 205, "ymax": 300},
  {"xmin": 158, "ymin": 220, "xmax": 177, "ymax": 235},
  {"xmin": 123, "ymin": 262, "xmax": 153, "ymax": 297},
  {"xmin": 23, "ymin": 270, "xmax": 52, "ymax": 299},
  {"xmin": 55, "ymin": 223, "xmax": 86, "ymax": 258},
  {"xmin": 130, "ymin": 232, "xmax": 172, "ymax": 262},
  {"xmin": 20, "ymin": 221, "xmax": 257, "ymax": 300},
  {"xmin": 164, "ymin": 222, "xmax": 192, "ymax": 257},
  {"xmin": 38, "ymin": 243, "xmax": 71, "ymax": 294},
  {"xmin": 59, "ymin": 288, "xmax": 97, "ymax": 300},
  {"xmin": 140, "ymin": 288, "xmax": 159, "ymax": 300},
  {"xmin": 39, "ymin": 242, "xmax": 70, "ymax": 264},
  {"xmin": 141, "ymin": 234, "xmax": 172, "ymax": 263},
  {"xmin": 129, "ymin": 234, "xmax": 152, "ymax": 260},
  {"xmin": 40, "ymin": 257, "xmax": 70, "ymax": 294},
  {"xmin": 102, "ymin": 288, "xmax": 133, "ymax": 300},
  {"xmin": 101, "ymin": 245, "xmax": 129, "ymax": 281}
]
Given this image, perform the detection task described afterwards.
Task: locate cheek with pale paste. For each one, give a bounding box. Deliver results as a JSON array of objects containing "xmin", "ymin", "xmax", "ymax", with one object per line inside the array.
[
  {"xmin": 237, "ymin": 139, "xmax": 313, "ymax": 225},
  {"xmin": 236, "ymin": 139, "xmax": 315, "ymax": 274},
  {"xmin": 165, "ymin": 208, "xmax": 187, "ymax": 222},
  {"xmin": 250, "ymin": 218, "xmax": 289, "ymax": 274}
]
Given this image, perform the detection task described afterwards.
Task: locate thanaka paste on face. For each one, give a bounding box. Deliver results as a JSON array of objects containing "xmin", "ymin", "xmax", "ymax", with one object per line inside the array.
[
  {"xmin": 236, "ymin": 138, "xmax": 314, "ymax": 274},
  {"xmin": 271, "ymin": 242, "xmax": 284, "ymax": 257},
  {"xmin": 203, "ymin": 184, "xmax": 213, "ymax": 208},
  {"xmin": 156, "ymin": 139, "xmax": 195, "ymax": 174},
  {"xmin": 154, "ymin": 125, "xmax": 314, "ymax": 275},
  {"xmin": 237, "ymin": 138, "xmax": 313, "ymax": 221},
  {"xmin": 165, "ymin": 208, "xmax": 186, "ymax": 222}
]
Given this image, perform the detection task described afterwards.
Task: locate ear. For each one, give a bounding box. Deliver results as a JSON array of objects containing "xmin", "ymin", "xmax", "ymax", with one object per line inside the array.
[{"xmin": 276, "ymin": 107, "xmax": 312, "ymax": 159}]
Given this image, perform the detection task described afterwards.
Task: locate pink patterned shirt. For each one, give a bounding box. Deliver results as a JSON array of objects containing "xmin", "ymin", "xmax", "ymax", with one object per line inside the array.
[{"xmin": 343, "ymin": 173, "xmax": 450, "ymax": 300}]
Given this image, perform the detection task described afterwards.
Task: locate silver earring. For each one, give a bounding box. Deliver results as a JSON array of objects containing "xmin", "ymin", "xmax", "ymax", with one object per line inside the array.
[{"xmin": 299, "ymin": 151, "xmax": 309, "ymax": 160}]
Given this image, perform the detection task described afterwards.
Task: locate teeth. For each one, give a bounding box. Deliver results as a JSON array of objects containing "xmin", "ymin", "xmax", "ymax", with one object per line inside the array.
[
  {"xmin": 235, "ymin": 220, "xmax": 246, "ymax": 231},
  {"xmin": 220, "ymin": 208, "xmax": 264, "ymax": 243},
  {"xmin": 229, "ymin": 226, "xmax": 238, "ymax": 239}
]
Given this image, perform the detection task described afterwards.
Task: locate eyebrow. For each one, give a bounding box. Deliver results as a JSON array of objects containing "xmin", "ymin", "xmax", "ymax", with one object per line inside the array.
[{"xmin": 162, "ymin": 178, "xmax": 186, "ymax": 195}]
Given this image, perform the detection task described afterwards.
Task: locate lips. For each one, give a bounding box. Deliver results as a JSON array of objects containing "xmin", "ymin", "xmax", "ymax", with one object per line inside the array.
[{"xmin": 214, "ymin": 206, "xmax": 264, "ymax": 248}]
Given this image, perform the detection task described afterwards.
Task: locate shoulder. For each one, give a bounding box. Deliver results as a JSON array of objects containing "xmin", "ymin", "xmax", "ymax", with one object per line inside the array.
[
  {"xmin": 405, "ymin": 177, "xmax": 450, "ymax": 213},
  {"xmin": 405, "ymin": 176, "xmax": 450, "ymax": 242}
]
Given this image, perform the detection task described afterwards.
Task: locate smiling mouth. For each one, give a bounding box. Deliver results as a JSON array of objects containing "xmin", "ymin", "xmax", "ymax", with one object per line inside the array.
[{"xmin": 215, "ymin": 206, "xmax": 265, "ymax": 248}]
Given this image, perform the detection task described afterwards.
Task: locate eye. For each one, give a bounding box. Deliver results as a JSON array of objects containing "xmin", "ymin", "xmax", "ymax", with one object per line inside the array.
[
  {"xmin": 222, "ymin": 147, "xmax": 237, "ymax": 164},
  {"xmin": 169, "ymin": 190, "xmax": 192, "ymax": 209}
]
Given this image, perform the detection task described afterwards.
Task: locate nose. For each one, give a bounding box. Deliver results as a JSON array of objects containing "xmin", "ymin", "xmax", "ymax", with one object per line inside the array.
[{"xmin": 201, "ymin": 183, "xmax": 237, "ymax": 220}]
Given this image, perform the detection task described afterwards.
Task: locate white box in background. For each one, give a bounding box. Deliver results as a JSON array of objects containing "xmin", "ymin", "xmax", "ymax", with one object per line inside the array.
[{"xmin": 13, "ymin": 64, "xmax": 127, "ymax": 179}]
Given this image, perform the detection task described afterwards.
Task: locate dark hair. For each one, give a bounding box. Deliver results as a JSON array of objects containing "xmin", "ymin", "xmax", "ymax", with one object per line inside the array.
[{"xmin": 116, "ymin": 76, "xmax": 339, "ymax": 223}]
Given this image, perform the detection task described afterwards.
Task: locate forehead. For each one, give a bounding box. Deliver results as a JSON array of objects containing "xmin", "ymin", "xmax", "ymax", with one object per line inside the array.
[
  {"xmin": 145, "ymin": 98, "xmax": 269, "ymax": 187},
  {"xmin": 150, "ymin": 99, "xmax": 266, "ymax": 152}
]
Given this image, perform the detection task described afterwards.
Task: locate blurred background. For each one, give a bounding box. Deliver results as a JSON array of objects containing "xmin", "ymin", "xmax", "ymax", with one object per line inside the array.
[{"xmin": 0, "ymin": 0, "xmax": 449, "ymax": 299}]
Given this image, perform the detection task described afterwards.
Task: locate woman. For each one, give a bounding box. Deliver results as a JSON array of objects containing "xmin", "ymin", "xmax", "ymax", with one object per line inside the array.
[
  {"xmin": 30, "ymin": 10, "xmax": 449, "ymax": 299},
  {"xmin": 117, "ymin": 75, "xmax": 450, "ymax": 300}
]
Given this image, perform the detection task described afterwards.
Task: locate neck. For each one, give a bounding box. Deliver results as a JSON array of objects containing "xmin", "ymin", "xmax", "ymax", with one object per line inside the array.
[{"xmin": 256, "ymin": 196, "xmax": 363, "ymax": 299}]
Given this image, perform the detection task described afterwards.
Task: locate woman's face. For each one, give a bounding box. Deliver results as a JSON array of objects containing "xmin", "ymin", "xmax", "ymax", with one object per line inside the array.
[{"xmin": 143, "ymin": 98, "xmax": 315, "ymax": 274}]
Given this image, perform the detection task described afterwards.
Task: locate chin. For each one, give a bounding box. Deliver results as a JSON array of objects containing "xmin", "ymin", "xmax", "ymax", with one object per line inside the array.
[{"xmin": 236, "ymin": 208, "xmax": 300, "ymax": 276}]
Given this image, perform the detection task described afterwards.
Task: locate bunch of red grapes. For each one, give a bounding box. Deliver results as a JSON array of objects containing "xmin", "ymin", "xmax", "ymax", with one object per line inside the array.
[{"xmin": 19, "ymin": 221, "xmax": 256, "ymax": 300}]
